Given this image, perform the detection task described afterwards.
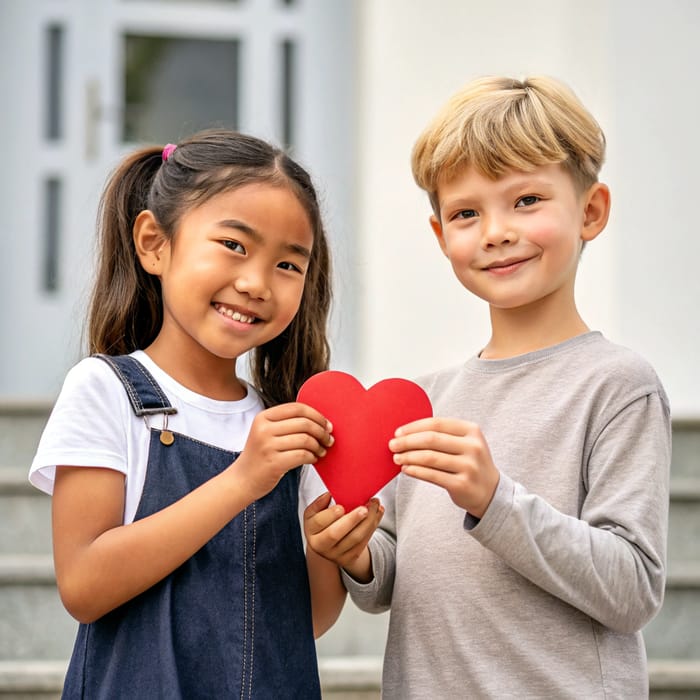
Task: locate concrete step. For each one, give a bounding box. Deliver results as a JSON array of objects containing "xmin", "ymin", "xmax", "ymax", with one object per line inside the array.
[
  {"xmin": 668, "ymin": 479, "xmax": 700, "ymax": 564},
  {"xmin": 0, "ymin": 556, "xmax": 76, "ymax": 662},
  {"xmin": 0, "ymin": 658, "xmax": 698, "ymax": 700},
  {"xmin": 671, "ymin": 420, "xmax": 700, "ymax": 480},
  {"xmin": 0, "ymin": 402, "xmax": 51, "ymax": 468},
  {"xmin": 648, "ymin": 659, "xmax": 700, "ymax": 699},
  {"xmin": 643, "ymin": 564, "xmax": 700, "ymax": 659},
  {"xmin": 0, "ymin": 469, "xmax": 52, "ymax": 555},
  {"xmin": 0, "ymin": 658, "xmax": 383, "ymax": 700}
]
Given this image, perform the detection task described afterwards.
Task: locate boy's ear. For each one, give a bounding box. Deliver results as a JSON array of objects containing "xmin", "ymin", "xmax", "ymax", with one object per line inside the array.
[
  {"xmin": 581, "ymin": 182, "xmax": 611, "ymax": 243},
  {"xmin": 133, "ymin": 210, "xmax": 169, "ymax": 274},
  {"xmin": 430, "ymin": 215, "xmax": 449, "ymax": 256}
]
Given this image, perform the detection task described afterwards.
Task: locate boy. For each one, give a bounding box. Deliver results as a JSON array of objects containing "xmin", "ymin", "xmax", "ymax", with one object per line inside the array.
[{"xmin": 305, "ymin": 76, "xmax": 671, "ymax": 697}]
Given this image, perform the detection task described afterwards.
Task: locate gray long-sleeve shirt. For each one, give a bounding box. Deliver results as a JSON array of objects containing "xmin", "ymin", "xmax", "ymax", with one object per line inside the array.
[{"xmin": 343, "ymin": 332, "xmax": 671, "ymax": 699}]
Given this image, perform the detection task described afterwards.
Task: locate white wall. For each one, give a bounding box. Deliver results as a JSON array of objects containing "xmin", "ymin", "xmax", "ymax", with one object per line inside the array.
[{"xmin": 354, "ymin": 0, "xmax": 699, "ymax": 417}]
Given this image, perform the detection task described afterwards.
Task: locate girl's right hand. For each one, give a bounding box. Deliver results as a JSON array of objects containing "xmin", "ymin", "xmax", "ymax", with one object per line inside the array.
[{"xmin": 232, "ymin": 402, "xmax": 333, "ymax": 502}]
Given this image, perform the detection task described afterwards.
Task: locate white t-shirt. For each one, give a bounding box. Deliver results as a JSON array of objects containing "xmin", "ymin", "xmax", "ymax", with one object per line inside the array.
[{"xmin": 30, "ymin": 351, "xmax": 324, "ymax": 524}]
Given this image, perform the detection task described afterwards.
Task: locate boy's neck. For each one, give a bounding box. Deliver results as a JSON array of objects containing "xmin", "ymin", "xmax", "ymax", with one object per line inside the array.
[{"xmin": 480, "ymin": 303, "xmax": 590, "ymax": 360}]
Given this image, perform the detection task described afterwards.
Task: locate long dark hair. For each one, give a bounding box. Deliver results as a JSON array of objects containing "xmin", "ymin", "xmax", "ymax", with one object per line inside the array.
[{"xmin": 87, "ymin": 128, "xmax": 332, "ymax": 405}]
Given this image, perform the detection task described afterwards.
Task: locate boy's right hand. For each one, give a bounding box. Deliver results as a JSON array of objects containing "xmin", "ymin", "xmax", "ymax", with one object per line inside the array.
[
  {"xmin": 233, "ymin": 402, "xmax": 333, "ymax": 503},
  {"xmin": 304, "ymin": 492, "xmax": 384, "ymax": 583}
]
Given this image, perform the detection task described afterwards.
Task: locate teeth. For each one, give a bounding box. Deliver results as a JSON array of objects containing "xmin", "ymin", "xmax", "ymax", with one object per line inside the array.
[{"xmin": 214, "ymin": 304, "xmax": 255, "ymax": 324}]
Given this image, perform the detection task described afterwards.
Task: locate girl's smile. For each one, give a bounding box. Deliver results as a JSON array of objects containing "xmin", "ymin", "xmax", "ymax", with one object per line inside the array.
[{"xmin": 212, "ymin": 302, "xmax": 259, "ymax": 325}]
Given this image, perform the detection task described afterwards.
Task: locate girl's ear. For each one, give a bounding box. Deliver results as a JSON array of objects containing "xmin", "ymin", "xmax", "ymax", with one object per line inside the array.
[
  {"xmin": 430, "ymin": 215, "xmax": 449, "ymax": 256},
  {"xmin": 133, "ymin": 210, "xmax": 169, "ymax": 274},
  {"xmin": 581, "ymin": 182, "xmax": 611, "ymax": 243}
]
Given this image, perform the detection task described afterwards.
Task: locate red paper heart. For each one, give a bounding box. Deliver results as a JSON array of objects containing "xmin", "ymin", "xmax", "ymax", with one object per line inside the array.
[{"xmin": 297, "ymin": 371, "xmax": 432, "ymax": 511}]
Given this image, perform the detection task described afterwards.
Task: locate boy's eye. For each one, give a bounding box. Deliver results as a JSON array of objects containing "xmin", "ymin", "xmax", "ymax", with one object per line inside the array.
[
  {"xmin": 222, "ymin": 240, "xmax": 245, "ymax": 254},
  {"xmin": 454, "ymin": 209, "xmax": 478, "ymax": 220},
  {"xmin": 515, "ymin": 195, "xmax": 540, "ymax": 208}
]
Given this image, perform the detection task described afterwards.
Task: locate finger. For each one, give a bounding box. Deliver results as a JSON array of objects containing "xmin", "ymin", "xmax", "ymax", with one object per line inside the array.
[
  {"xmin": 274, "ymin": 432, "xmax": 330, "ymax": 460},
  {"xmin": 401, "ymin": 463, "xmax": 455, "ymax": 489},
  {"xmin": 304, "ymin": 491, "xmax": 333, "ymax": 518},
  {"xmin": 267, "ymin": 416, "xmax": 335, "ymax": 448},
  {"xmin": 395, "ymin": 417, "xmax": 477, "ymax": 438},
  {"xmin": 311, "ymin": 504, "xmax": 372, "ymax": 550},
  {"xmin": 270, "ymin": 448, "xmax": 328, "ymax": 471},
  {"xmin": 266, "ymin": 402, "xmax": 333, "ymax": 432},
  {"xmin": 323, "ymin": 501, "xmax": 383, "ymax": 554},
  {"xmin": 389, "ymin": 431, "xmax": 468, "ymax": 457},
  {"xmin": 304, "ymin": 497, "xmax": 346, "ymax": 537},
  {"xmin": 330, "ymin": 510, "xmax": 384, "ymax": 562}
]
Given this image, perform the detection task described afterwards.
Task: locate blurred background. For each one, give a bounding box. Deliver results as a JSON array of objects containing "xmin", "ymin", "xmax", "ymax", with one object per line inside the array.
[{"xmin": 1, "ymin": 0, "xmax": 698, "ymax": 697}]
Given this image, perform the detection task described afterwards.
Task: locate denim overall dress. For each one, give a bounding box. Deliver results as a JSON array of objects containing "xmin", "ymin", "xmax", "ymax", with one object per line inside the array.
[{"xmin": 60, "ymin": 355, "xmax": 321, "ymax": 699}]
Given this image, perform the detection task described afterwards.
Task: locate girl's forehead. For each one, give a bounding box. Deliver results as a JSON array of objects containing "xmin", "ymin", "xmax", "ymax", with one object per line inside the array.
[{"xmin": 180, "ymin": 182, "xmax": 314, "ymax": 241}]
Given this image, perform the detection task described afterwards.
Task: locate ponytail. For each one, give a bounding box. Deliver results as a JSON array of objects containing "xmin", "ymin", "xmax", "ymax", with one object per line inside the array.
[{"xmin": 87, "ymin": 148, "xmax": 164, "ymax": 355}]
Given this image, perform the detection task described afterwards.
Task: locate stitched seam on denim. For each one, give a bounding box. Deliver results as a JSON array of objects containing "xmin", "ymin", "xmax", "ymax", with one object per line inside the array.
[
  {"xmin": 95, "ymin": 355, "xmax": 145, "ymax": 414},
  {"xmin": 240, "ymin": 506, "xmax": 249, "ymax": 700},
  {"xmin": 248, "ymin": 501, "xmax": 257, "ymax": 699},
  {"xmin": 130, "ymin": 359, "xmax": 174, "ymax": 409}
]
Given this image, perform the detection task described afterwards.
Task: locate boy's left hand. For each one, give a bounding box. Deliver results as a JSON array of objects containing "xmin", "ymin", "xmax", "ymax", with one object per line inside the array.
[{"xmin": 389, "ymin": 417, "xmax": 500, "ymax": 519}]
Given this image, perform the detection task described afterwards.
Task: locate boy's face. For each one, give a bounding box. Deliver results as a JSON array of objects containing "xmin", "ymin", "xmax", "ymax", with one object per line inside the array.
[{"xmin": 430, "ymin": 163, "xmax": 609, "ymax": 312}]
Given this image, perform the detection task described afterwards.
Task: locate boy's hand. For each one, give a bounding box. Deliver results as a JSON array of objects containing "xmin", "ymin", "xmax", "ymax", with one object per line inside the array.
[
  {"xmin": 233, "ymin": 402, "xmax": 333, "ymax": 503},
  {"xmin": 304, "ymin": 492, "xmax": 384, "ymax": 583},
  {"xmin": 389, "ymin": 417, "xmax": 499, "ymax": 519}
]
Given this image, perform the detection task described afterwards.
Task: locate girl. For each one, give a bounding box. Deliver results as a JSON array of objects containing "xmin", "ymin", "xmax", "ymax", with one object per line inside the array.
[{"xmin": 29, "ymin": 129, "xmax": 379, "ymax": 698}]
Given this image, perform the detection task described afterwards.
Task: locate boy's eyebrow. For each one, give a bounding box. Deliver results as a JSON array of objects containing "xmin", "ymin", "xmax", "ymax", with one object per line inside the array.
[{"xmin": 217, "ymin": 218, "xmax": 311, "ymax": 258}]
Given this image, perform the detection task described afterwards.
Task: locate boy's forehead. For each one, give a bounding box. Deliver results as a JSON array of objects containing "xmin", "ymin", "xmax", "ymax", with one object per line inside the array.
[{"xmin": 437, "ymin": 162, "xmax": 569, "ymax": 193}]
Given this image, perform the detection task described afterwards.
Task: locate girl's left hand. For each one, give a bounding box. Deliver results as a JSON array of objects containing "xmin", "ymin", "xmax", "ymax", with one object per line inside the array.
[{"xmin": 389, "ymin": 417, "xmax": 500, "ymax": 519}]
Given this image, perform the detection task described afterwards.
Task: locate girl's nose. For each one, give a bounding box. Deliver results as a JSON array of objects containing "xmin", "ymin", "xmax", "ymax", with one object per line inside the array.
[{"xmin": 234, "ymin": 270, "xmax": 271, "ymax": 301}]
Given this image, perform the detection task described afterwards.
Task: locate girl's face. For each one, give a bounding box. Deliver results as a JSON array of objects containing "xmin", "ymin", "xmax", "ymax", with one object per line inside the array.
[
  {"xmin": 148, "ymin": 182, "xmax": 313, "ymax": 378},
  {"xmin": 430, "ymin": 163, "xmax": 607, "ymax": 313}
]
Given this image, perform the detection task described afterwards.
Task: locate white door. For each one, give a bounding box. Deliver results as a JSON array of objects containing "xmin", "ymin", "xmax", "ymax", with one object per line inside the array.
[{"xmin": 0, "ymin": 0, "xmax": 357, "ymax": 397}]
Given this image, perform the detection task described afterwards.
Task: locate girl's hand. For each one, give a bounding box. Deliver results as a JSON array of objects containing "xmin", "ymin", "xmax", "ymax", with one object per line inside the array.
[
  {"xmin": 389, "ymin": 417, "xmax": 500, "ymax": 519},
  {"xmin": 304, "ymin": 492, "xmax": 383, "ymax": 583},
  {"xmin": 233, "ymin": 402, "xmax": 333, "ymax": 502}
]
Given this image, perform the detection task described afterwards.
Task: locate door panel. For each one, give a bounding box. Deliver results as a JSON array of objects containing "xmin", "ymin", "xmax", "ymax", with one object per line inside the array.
[{"xmin": 1, "ymin": 0, "xmax": 357, "ymax": 397}]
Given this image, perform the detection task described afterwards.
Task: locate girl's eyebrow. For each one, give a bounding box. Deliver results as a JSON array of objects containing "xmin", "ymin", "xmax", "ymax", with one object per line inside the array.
[{"xmin": 218, "ymin": 218, "xmax": 311, "ymax": 259}]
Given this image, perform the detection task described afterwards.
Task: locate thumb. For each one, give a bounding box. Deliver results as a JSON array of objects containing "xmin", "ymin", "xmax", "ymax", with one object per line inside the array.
[{"xmin": 304, "ymin": 491, "xmax": 334, "ymax": 520}]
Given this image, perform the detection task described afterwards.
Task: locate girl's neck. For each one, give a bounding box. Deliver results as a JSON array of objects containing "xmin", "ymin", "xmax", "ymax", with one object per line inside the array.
[
  {"xmin": 144, "ymin": 339, "xmax": 247, "ymax": 401},
  {"xmin": 480, "ymin": 299, "xmax": 589, "ymax": 360}
]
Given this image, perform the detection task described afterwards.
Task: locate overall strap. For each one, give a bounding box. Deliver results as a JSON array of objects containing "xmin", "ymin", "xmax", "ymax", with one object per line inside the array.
[{"xmin": 94, "ymin": 354, "xmax": 177, "ymax": 417}]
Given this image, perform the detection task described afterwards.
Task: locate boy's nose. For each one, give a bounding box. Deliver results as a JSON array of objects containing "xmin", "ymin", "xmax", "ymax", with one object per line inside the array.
[{"xmin": 481, "ymin": 215, "xmax": 517, "ymax": 248}]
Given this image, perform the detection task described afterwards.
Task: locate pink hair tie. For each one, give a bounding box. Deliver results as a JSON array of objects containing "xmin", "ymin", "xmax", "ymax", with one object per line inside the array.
[{"xmin": 162, "ymin": 143, "xmax": 177, "ymax": 162}]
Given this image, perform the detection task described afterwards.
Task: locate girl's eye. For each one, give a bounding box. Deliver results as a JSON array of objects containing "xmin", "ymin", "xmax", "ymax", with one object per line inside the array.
[
  {"xmin": 454, "ymin": 209, "xmax": 478, "ymax": 220},
  {"xmin": 278, "ymin": 261, "xmax": 303, "ymax": 273},
  {"xmin": 516, "ymin": 195, "xmax": 540, "ymax": 208},
  {"xmin": 222, "ymin": 240, "xmax": 245, "ymax": 254}
]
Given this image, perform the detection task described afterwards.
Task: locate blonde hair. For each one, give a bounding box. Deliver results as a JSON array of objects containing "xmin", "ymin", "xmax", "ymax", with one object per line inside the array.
[{"xmin": 411, "ymin": 75, "xmax": 606, "ymax": 211}]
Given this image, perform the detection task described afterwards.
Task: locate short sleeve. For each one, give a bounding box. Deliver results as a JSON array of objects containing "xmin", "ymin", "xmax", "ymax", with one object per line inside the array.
[{"xmin": 29, "ymin": 357, "xmax": 133, "ymax": 494}]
